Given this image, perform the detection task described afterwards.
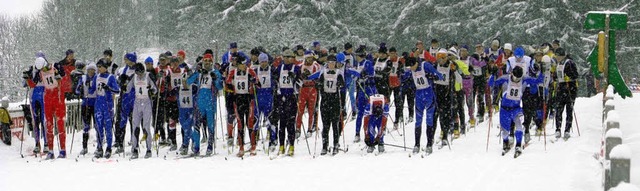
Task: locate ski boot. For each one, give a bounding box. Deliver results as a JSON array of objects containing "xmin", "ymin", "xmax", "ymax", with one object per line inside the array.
[
  {"xmin": 525, "ymin": 133, "xmax": 531, "ymax": 144},
  {"xmin": 104, "ymin": 148, "xmax": 112, "ymax": 159},
  {"xmin": 295, "ymin": 130, "xmax": 301, "ymax": 139},
  {"xmin": 514, "ymin": 146, "xmax": 522, "ymax": 158},
  {"xmin": 440, "ymin": 139, "xmax": 449, "ymax": 149},
  {"xmin": 179, "ymin": 145, "xmax": 188, "ymax": 156},
  {"xmin": 114, "ymin": 146, "xmax": 124, "ymax": 155},
  {"xmin": 33, "ymin": 144, "xmax": 41, "ymax": 154},
  {"xmin": 43, "ymin": 147, "xmax": 49, "ymax": 154},
  {"xmin": 205, "ymin": 144, "xmax": 213, "ymax": 156},
  {"xmin": 286, "ymin": 145, "xmax": 294, "ymax": 156},
  {"xmin": 94, "ymin": 148, "xmax": 104, "ymax": 158},
  {"xmin": 353, "ymin": 134, "xmax": 361, "ymax": 143},
  {"xmin": 57, "ymin": 150, "xmax": 66, "ymax": 159},
  {"xmin": 554, "ymin": 129, "xmax": 561, "ymax": 139},
  {"xmin": 393, "ymin": 123, "xmax": 399, "ymax": 131},
  {"xmin": 378, "ymin": 144, "xmax": 385, "ymax": 153},
  {"xmin": 80, "ymin": 133, "xmax": 89, "ymax": 155},
  {"xmin": 305, "ymin": 131, "xmax": 313, "ymax": 138},
  {"xmin": 453, "ymin": 129, "xmax": 460, "ymax": 139},
  {"xmin": 412, "ymin": 146, "xmax": 420, "ymax": 154},
  {"xmin": 45, "ymin": 152, "xmax": 55, "ymax": 160},
  {"xmin": 278, "ymin": 145, "xmax": 285, "ymax": 155},
  {"xmin": 469, "ymin": 118, "xmax": 476, "ymax": 128},
  {"xmin": 321, "ymin": 147, "xmax": 328, "ymax": 155},
  {"xmin": 249, "ymin": 145, "xmax": 257, "ymax": 156},
  {"xmin": 268, "ymin": 145, "xmax": 276, "ymax": 153},
  {"xmin": 425, "ymin": 146, "xmax": 433, "ymax": 155},
  {"xmin": 144, "ymin": 150, "xmax": 152, "ymax": 159},
  {"xmin": 563, "ymin": 131, "xmax": 571, "ymax": 141},
  {"xmin": 366, "ymin": 146, "xmax": 375, "ymax": 153},
  {"xmin": 226, "ymin": 138, "xmax": 234, "ymax": 148},
  {"xmin": 190, "ymin": 150, "xmax": 200, "ymax": 158},
  {"xmin": 501, "ymin": 140, "xmax": 511, "ymax": 156},
  {"xmin": 130, "ymin": 149, "xmax": 139, "ymax": 159},
  {"xmin": 169, "ymin": 144, "xmax": 177, "ymax": 151},
  {"xmin": 79, "ymin": 148, "xmax": 88, "ymax": 155},
  {"xmin": 236, "ymin": 147, "xmax": 245, "ymax": 158},
  {"xmin": 332, "ymin": 145, "xmax": 340, "ymax": 155},
  {"xmin": 407, "ymin": 116, "xmax": 414, "ymax": 123}
]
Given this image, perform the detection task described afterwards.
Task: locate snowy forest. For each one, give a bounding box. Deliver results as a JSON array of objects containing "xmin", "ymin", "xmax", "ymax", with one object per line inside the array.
[{"xmin": 0, "ymin": 0, "xmax": 638, "ymax": 101}]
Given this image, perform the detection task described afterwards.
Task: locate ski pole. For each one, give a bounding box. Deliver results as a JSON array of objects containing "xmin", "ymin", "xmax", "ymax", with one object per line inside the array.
[
  {"xmin": 70, "ymin": 101, "xmax": 80, "ymax": 155},
  {"xmin": 20, "ymin": 85, "xmax": 30, "ymax": 158},
  {"xmin": 573, "ymin": 110, "xmax": 580, "ymax": 137},
  {"xmin": 486, "ymin": 86, "xmax": 492, "ymax": 152}
]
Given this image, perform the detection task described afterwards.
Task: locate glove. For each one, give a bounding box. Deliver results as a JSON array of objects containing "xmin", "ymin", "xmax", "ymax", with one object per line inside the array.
[
  {"xmin": 288, "ymin": 71, "xmax": 296, "ymax": 79},
  {"xmin": 101, "ymin": 83, "xmax": 110, "ymax": 91},
  {"xmin": 210, "ymin": 72, "xmax": 217, "ymax": 81},
  {"xmin": 22, "ymin": 71, "xmax": 30, "ymax": 79},
  {"xmin": 373, "ymin": 136, "xmax": 381, "ymax": 145},
  {"xmin": 111, "ymin": 64, "xmax": 118, "ymax": 74}
]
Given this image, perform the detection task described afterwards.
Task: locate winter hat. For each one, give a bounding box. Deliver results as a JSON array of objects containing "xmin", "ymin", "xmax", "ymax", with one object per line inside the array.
[
  {"xmin": 65, "ymin": 49, "xmax": 75, "ymax": 56},
  {"xmin": 327, "ymin": 55, "xmax": 337, "ymax": 62},
  {"xmin": 170, "ymin": 56, "xmax": 179, "ymax": 63},
  {"xmin": 355, "ymin": 46, "xmax": 367, "ymax": 57},
  {"xmin": 460, "ymin": 45, "xmax": 469, "ymax": 51},
  {"xmin": 75, "ymin": 61, "xmax": 85, "ymax": 69},
  {"xmin": 555, "ymin": 48, "xmax": 567, "ymax": 56},
  {"xmin": 312, "ymin": 41, "xmax": 321, "ymax": 47},
  {"xmin": 125, "ymin": 52, "xmax": 137, "ymax": 63},
  {"xmin": 503, "ymin": 43, "xmax": 513, "ymax": 51},
  {"xmin": 389, "ymin": 47, "xmax": 397, "ymax": 53},
  {"xmin": 436, "ymin": 49, "xmax": 448, "ymax": 60},
  {"xmin": 203, "ymin": 53, "xmax": 213, "ymax": 60},
  {"xmin": 304, "ymin": 50, "xmax": 314, "ymax": 58},
  {"xmin": 177, "ymin": 50, "xmax": 186, "ymax": 58},
  {"xmin": 164, "ymin": 51, "xmax": 173, "ymax": 57},
  {"xmin": 514, "ymin": 46, "xmax": 525, "ymax": 58},
  {"xmin": 250, "ymin": 48, "xmax": 261, "ymax": 56},
  {"xmin": 134, "ymin": 63, "xmax": 145, "ymax": 73},
  {"xmin": 204, "ymin": 49, "xmax": 214, "ymax": 55},
  {"xmin": 258, "ymin": 53, "xmax": 269, "ymax": 63},
  {"xmin": 34, "ymin": 57, "xmax": 46, "ymax": 70},
  {"xmin": 145, "ymin": 56, "xmax": 153, "ymax": 63},
  {"xmin": 329, "ymin": 46, "xmax": 337, "ymax": 53},
  {"xmin": 97, "ymin": 59, "xmax": 109, "ymax": 68},
  {"xmin": 431, "ymin": 39, "xmax": 439, "ymax": 44},
  {"xmin": 336, "ymin": 53, "xmax": 346, "ymax": 63},
  {"xmin": 378, "ymin": 43, "xmax": 387, "ymax": 54},
  {"xmin": 230, "ymin": 42, "xmax": 238, "ymax": 49},
  {"xmin": 86, "ymin": 63, "xmax": 97, "ymax": 72},
  {"xmin": 231, "ymin": 53, "xmax": 245, "ymax": 63},
  {"xmin": 552, "ymin": 39, "xmax": 560, "ymax": 46},
  {"xmin": 448, "ymin": 47, "xmax": 458, "ymax": 55},
  {"xmin": 103, "ymin": 49, "xmax": 113, "ymax": 57},
  {"xmin": 491, "ymin": 39, "xmax": 500, "ymax": 47},
  {"xmin": 295, "ymin": 45, "xmax": 305, "ymax": 52},
  {"xmin": 475, "ymin": 43, "xmax": 483, "ymax": 48},
  {"xmin": 542, "ymin": 55, "xmax": 552, "ymax": 63},
  {"xmin": 344, "ymin": 43, "xmax": 353, "ymax": 50},
  {"xmin": 415, "ymin": 40, "xmax": 424, "ymax": 45},
  {"xmin": 282, "ymin": 49, "xmax": 295, "ymax": 57},
  {"xmin": 512, "ymin": 66, "xmax": 523, "ymax": 78},
  {"xmin": 1, "ymin": 97, "xmax": 8, "ymax": 108},
  {"xmin": 35, "ymin": 51, "xmax": 46, "ymax": 59}
]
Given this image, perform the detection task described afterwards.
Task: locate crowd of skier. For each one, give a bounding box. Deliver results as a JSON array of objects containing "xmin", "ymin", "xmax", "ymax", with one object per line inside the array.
[{"xmin": 12, "ymin": 38, "xmax": 579, "ymax": 160}]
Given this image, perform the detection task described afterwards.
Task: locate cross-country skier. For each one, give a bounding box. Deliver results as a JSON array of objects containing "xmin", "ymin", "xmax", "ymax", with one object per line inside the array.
[
  {"xmin": 449, "ymin": 47, "xmax": 471, "ymax": 138},
  {"xmin": 253, "ymin": 53, "xmax": 278, "ymax": 152},
  {"xmin": 433, "ymin": 49, "xmax": 455, "ymax": 147},
  {"xmin": 186, "ymin": 53, "xmax": 223, "ymax": 156},
  {"xmin": 341, "ymin": 43, "xmax": 358, "ymax": 120},
  {"xmin": 273, "ymin": 49, "xmax": 300, "ymax": 156},
  {"xmin": 362, "ymin": 94, "xmax": 389, "ymax": 153},
  {"xmin": 373, "ymin": 43, "xmax": 393, "ymax": 100},
  {"xmin": 552, "ymin": 48, "xmax": 578, "ymax": 140},
  {"xmin": 296, "ymin": 50, "xmax": 321, "ymax": 138},
  {"xmin": 488, "ymin": 65, "xmax": 544, "ymax": 158},
  {"xmin": 226, "ymin": 53, "xmax": 259, "ymax": 157},
  {"xmin": 353, "ymin": 46, "xmax": 376, "ymax": 143},
  {"xmin": 403, "ymin": 56, "xmax": 442, "ymax": 155},
  {"xmin": 29, "ymin": 53, "xmax": 47, "ymax": 154},
  {"xmin": 102, "ymin": 49, "xmax": 118, "ymax": 75},
  {"xmin": 309, "ymin": 55, "xmax": 345, "ymax": 155},
  {"xmin": 75, "ymin": 63, "xmax": 97, "ymax": 155},
  {"xmin": 164, "ymin": 56, "xmax": 185, "ymax": 151},
  {"xmin": 470, "ymin": 43, "xmax": 488, "ymax": 125},
  {"xmin": 36, "ymin": 56, "xmax": 67, "ymax": 159},
  {"xmin": 114, "ymin": 52, "xmax": 137, "ymax": 154},
  {"xmin": 90, "ymin": 59, "xmax": 120, "ymax": 158},
  {"xmin": 56, "ymin": 49, "xmax": 76, "ymax": 100},
  {"xmin": 388, "ymin": 47, "xmax": 405, "ymax": 130},
  {"xmin": 126, "ymin": 63, "xmax": 157, "ymax": 159}
]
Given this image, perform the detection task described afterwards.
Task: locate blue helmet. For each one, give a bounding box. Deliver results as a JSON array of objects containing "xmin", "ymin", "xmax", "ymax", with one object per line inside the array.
[
  {"xmin": 336, "ymin": 53, "xmax": 346, "ymax": 63},
  {"xmin": 514, "ymin": 46, "xmax": 525, "ymax": 58}
]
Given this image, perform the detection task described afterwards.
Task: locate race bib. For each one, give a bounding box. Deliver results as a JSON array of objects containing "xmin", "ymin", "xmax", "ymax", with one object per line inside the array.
[
  {"xmin": 323, "ymin": 72, "xmax": 338, "ymax": 93},
  {"xmin": 96, "ymin": 76, "xmax": 109, "ymax": 96},
  {"xmin": 472, "ymin": 65, "xmax": 483, "ymax": 76},
  {"xmin": 134, "ymin": 75, "xmax": 149, "ymax": 99},
  {"xmin": 434, "ymin": 65, "xmax": 449, "ymax": 85},
  {"xmin": 234, "ymin": 71, "xmax": 249, "ymax": 94},
  {"xmin": 279, "ymin": 68, "xmax": 293, "ymax": 89},
  {"xmin": 179, "ymin": 88, "xmax": 193, "ymax": 108},
  {"xmin": 200, "ymin": 73, "xmax": 213, "ymax": 89},
  {"xmin": 412, "ymin": 69, "xmax": 430, "ymax": 90},
  {"xmin": 556, "ymin": 63, "xmax": 566, "ymax": 83},
  {"xmin": 258, "ymin": 68, "xmax": 271, "ymax": 89},
  {"xmin": 42, "ymin": 70, "xmax": 58, "ymax": 89},
  {"xmin": 505, "ymin": 80, "xmax": 524, "ymax": 100},
  {"xmin": 390, "ymin": 61, "xmax": 399, "ymax": 77},
  {"xmin": 171, "ymin": 72, "xmax": 183, "ymax": 88}
]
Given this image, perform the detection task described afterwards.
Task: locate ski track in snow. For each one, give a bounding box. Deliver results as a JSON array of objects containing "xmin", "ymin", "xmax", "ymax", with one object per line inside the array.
[{"xmin": 2, "ymin": 93, "xmax": 638, "ymax": 191}]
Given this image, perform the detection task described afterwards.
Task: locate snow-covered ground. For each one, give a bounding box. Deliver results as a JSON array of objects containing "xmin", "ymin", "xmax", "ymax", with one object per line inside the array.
[{"xmin": 1, "ymin": 92, "xmax": 638, "ymax": 191}]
